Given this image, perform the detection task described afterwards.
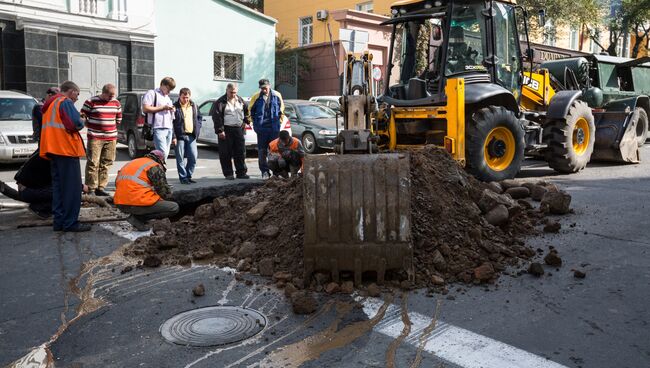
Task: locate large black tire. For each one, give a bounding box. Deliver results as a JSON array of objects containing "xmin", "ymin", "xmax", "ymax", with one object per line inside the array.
[
  {"xmin": 544, "ymin": 100, "xmax": 595, "ymax": 173},
  {"xmin": 466, "ymin": 106, "xmax": 525, "ymax": 182},
  {"xmin": 127, "ymin": 132, "xmax": 144, "ymax": 159},
  {"xmin": 633, "ymin": 107, "xmax": 648, "ymax": 147}
]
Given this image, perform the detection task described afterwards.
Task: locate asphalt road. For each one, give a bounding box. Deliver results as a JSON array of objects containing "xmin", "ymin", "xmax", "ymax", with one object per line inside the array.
[{"xmin": 1, "ymin": 145, "xmax": 649, "ymax": 368}]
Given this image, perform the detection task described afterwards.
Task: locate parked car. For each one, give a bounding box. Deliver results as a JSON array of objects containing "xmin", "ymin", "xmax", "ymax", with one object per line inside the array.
[
  {"xmin": 196, "ymin": 98, "xmax": 292, "ymax": 150},
  {"xmin": 308, "ymin": 96, "xmax": 341, "ymax": 113},
  {"xmin": 0, "ymin": 91, "xmax": 38, "ymax": 163},
  {"xmin": 116, "ymin": 91, "xmax": 178, "ymax": 159},
  {"xmin": 284, "ymin": 99, "xmax": 343, "ymax": 154}
]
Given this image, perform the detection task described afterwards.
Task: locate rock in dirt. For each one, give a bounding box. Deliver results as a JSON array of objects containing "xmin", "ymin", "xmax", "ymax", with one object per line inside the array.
[
  {"xmin": 192, "ymin": 249, "xmax": 214, "ymax": 260},
  {"xmin": 260, "ymin": 225, "xmax": 280, "ymax": 238},
  {"xmin": 528, "ymin": 262, "xmax": 545, "ymax": 277},
  {"xmin": 367, "ymin": 283, "xmax": 381, "ymax": 297},
  {"xmin": 431, "ymin": 275, "xmax": 445, "ymax": 285},
  {"xmin": 473, "ymin": 263, "xmax": 495, "ymax": 282},
  {"xmin": 341, "ymin": 281, "xmax": 355, "ymax": 294},
  {"xmin": 151, "ymin": 218, "xmax": 171, "ymax": 234},
  {"xmin": 194, "ymin": 203, "xmax": 214, "ymax": 220},
  {"xmin": 500, "ymin": 179, "xmax": 521, "ymax": 190},
  {"xmin": 505, "ymin": 187, "xmax": 530, "ymax": 199},
  {"xmin": 273, "ymin": 271, "xmax": 293, "ymax": 282},
  {"xmin": 544, "ymin": 251, "xmax": 562, "ymax": 267},
  {"xmin": 486, "ymin": 181, "xmax": 503, "ymax": 194},
  {"xmin": 237, "ymin": 241, "xmax": 256, "ymax": 258},
  {"xmin": 192, "ymin": 283, "xmax": 205, "ymax": 297},
  {"xmin": 246, "ymin": 201, "xmax": 269, "ymax": 222},
  {"xmin": 478, "ymin": 189, "xmax": 517, "ymax": 213},
  {"xmin": 258, "ymin": 258, "xmax": 274, "ymax": 277},
  {"xmin": 573, "ymin": 270, "xmax": 586, "ymax": 279},
  {"xmin": 291, "ymin": 291, "xmax": 318, "ymax": 315},
  {"xmin": 325, "ymin": 282, "xmax": 340, "ymax": 294},
  {"xmin": 486, "ymin": 204, "xmax": 509, "ymax": 226},
  {"xmin": 541, "ymin": 191, "xmax": 572, "ymax": 214},
  {"xmin": 120, "ymin": 265, "xmax": 133, "ymax": 274},
  {"xmin": 530, "ymin": 185, "xmax": 548, "ymax": 202},
  {"xmin": 143, "ymin": 255, "xmax": 162, "ymax": 268},
  {"xmin": 284, "ymin": 283, "xmax": 298, "ymax": 298},
  {"xmin": 543, "ymin": 220, "xmax": 561, "ymax": 233}
]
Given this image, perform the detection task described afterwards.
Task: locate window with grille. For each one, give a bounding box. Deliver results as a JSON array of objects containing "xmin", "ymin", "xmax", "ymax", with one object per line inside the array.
[
  {"xmin": 569, "ymin": 27, "xmax": 579, "ymax": 50},
  {"xmin": 213, "ymin": 52, "xmax": 243, "ymax": 81},
  {"xmin": 299, "ymin": 16, "xmax": 313, "ymax": 46},
  {"xmin": 356, "ymin": 1, "xmax": 374, "ymax": 13}
]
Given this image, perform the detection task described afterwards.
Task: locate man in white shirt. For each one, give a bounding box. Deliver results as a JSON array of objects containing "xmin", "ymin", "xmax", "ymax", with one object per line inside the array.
[
  {"xmin": 142, "ymin": 77, "xmax": 176, "ymax": 161},
  {"xmin": 211, "ymin": 83, "xmax": 250, "ymax": 180}
]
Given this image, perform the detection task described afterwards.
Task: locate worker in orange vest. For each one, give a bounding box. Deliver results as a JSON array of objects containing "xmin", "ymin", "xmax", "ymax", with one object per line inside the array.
[
  {"xmin": 39, "ymin": 81, "xmax": 89, "ymax": 232},
  {"xmin": 268, "ymin": 130, "xmax": 305, "ymax": 178},
  {"xmin": 113, "ymin": 150, "xmax": 179, "ymax": 231}
]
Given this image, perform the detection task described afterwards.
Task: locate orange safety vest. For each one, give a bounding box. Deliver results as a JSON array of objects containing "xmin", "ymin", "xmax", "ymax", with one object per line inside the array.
[
  {"xmin": 269, "ymin": 137, "xmax": 303, "ymax": 166},
  {"xmin": 39, "ymin": 96, "xmax": 86, "ymax": 159},
  {"xmin": 113, "ymin": 157, "xmax": 162, "ymax": 206}
]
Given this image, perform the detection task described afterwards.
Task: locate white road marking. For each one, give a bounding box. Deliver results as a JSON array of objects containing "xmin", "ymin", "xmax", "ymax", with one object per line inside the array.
[
  {"xmin": 218, "ymin": 277, "xmax": 238, "ymax": 305},
  {"xmin": 361, "ymin": 298, "xmax": 568, "ymax": 368}
]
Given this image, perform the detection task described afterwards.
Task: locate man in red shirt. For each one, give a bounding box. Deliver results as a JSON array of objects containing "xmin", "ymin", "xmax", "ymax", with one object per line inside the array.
[{"xmin": 81, "ymin": 84, "xmax": 122, "ymax": 196}]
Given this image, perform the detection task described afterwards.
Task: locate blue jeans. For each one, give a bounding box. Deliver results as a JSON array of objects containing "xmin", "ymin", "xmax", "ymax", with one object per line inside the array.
[
  {"xmin": 153, "ymin": 128, "xmax": 173, "ymax": 161},
  {"xmin": 256, "ymin": 130, "xmax": 279, "ymax": 175},
  {"xmin": 174, "ymin": 135, "xmax": 197, "ymax": 181},
  {"xmin": 50, "ymin": 155, "xmax": 82, "ymax": 231}
]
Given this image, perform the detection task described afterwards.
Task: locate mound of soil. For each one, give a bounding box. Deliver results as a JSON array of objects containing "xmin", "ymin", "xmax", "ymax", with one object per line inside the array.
[{"xmin": 124, "ymin": 146, "xmax": 569, "ymax": 289}]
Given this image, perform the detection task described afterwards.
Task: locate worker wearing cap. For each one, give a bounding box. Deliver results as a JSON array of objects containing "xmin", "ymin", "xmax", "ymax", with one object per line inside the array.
[
  {"xmin": 113, "ymin": 149, "xmax": 179, "ymax": 231},
  {"xmin": 268, "ymin": 130, "xmax": 305, "ymax": 178},
  {"xmin": 248, "ymin": 78, "xmax": 285, "ymax": 179}
]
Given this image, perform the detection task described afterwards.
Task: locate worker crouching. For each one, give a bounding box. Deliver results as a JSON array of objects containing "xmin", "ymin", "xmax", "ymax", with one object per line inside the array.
[
  {"xmin": 113, "ymin": 150, "xmax": 179, "ymax": 231},
  {"xmin": 268, "ymin": 130, "xmax": 305, "ymax": 178}
]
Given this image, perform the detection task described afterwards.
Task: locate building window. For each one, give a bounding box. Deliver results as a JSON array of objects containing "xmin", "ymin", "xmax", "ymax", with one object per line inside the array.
[
  {"xmin": 300, "ymin": 16, "xmax": 313, "ymax": 46},
  {"xmin": 543, "ymin": 21, "xmax": 556, "ymax": 47},
  {"xmin": 590, "ymin": 29, "xmax": 601, "ymax": 54},
  {"xmin": 569, "ymin": 27, "xmax": 579, "ymax": 50},
  {"xmin": 213, "ymin": 52, "xmax": 243, "ymax": 81},
  {"xmin": 356, "ymin": 1, "xmax": 374, "ymax": 13}
]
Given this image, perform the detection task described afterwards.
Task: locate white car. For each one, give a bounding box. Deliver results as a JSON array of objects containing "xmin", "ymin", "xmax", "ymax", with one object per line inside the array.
[
  {"xmin": 308, "ymin": 96, "xmax": 341, "ymax": 112},
  {"xmin": 0, "ymin": 91, "xmax": 39, "ymax": 163},
  {"xmin": 197, "ymin": 98, "xmax": 292, "ymax": 150}
]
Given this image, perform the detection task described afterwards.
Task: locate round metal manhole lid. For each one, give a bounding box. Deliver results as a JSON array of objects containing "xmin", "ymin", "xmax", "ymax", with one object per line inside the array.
[{"xmin": 160, "ymin": 306, "xmax": 266, "ymax": 347}]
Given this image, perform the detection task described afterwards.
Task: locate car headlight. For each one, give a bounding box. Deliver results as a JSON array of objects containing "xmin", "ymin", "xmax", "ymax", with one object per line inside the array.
[{"xmin": 318, "ymin": 129, "xmax": 338, "ymax": 136}]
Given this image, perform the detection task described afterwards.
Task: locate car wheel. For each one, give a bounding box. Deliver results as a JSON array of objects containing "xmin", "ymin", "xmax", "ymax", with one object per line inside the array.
[
  {"xmin": 302, "ymin": 132, "xmax": 320, "ymax": 154},
  {"xmin": 127, "ymin": 132, "xmax": 143, "ymax": 159}
]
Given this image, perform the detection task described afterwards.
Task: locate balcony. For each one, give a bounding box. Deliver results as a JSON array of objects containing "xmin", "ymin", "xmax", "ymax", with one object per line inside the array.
[{"xmin": 70, "ymin": 0, "xmax": 128, "ymax": 21}]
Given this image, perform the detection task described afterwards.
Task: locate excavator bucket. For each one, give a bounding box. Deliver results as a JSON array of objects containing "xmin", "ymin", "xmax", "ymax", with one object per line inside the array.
[
  {"xmin": 303, "ymin": 153, "xmax": 413, "ymax": 286},
  {"xmin": 591, "ymin": 110, "xmax": 640, "ymax": 163}
]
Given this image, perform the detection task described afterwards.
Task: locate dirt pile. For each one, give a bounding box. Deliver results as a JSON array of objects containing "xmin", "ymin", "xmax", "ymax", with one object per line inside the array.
[{"xmin": 124, "ymin": 146, "xmax": 571, "ymax": 290}]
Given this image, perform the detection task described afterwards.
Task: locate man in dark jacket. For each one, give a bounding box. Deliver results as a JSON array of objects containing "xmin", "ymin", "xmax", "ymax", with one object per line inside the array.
[
  {"xmin": 32, "ymin": 87, "xmax": 60, "ymax": 143},
  {"xmin": 211, "ymin": 83, "xmax": 250, "ymax": 180},
  {"xmin": 172, "ymin": 88, "xmax": 202, "ymax": 184},
  {"xmin": 248, "ymin": 78, "xmax": 284, "ymax": 179}
]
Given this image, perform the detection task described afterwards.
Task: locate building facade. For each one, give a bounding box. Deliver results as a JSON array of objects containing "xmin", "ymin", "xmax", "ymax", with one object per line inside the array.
[
  {"xmin": 0, "ymin": 0, "xmax": 156, "ymax": 108},
  {"xmin": 154, "ymin": 0, "xmax": 277, "ymax": 101}
]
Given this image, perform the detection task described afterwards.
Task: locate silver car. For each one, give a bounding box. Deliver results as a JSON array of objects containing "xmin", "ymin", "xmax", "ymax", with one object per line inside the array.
[{"xmin": 0, "ymin": 91, "xmax": 38, "ymax": 163}]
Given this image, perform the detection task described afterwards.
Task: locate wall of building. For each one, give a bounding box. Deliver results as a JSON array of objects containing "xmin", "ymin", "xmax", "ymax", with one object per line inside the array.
[{"xmin": 265, "ymin": 0, "xmax": 394, "ymax": 47}]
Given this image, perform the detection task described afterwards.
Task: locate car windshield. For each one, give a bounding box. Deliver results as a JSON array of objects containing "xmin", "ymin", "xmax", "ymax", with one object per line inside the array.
[
  {"xmin": 0, "ymin": 98, "xmax": 36, "ymax": 121},
  {"xmin": 297, "ymin": 104, "xmax": 336, "ymax": 119}
]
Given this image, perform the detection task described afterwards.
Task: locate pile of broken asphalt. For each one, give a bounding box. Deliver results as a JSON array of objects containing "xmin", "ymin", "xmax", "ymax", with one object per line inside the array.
[{"xmin": 123, "ymin": 147, "xmax": 577, "ymax": 309}]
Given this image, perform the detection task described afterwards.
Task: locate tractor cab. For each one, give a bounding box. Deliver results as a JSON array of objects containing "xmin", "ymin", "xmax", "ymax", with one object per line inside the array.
[{"xmin": 380, "ymin": 0, "xmax": 523, "ymax": 110}]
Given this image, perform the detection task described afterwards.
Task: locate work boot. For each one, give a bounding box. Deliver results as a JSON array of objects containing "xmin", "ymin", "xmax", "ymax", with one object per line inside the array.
[
  {"xmin": 236, "ymin": 174, "xmax": 250, "ymax": 179},
  {"xmin": 126, "ymin": 215, "xmax": 150, "ymax": 231},
  {"xmin": 188, "ymin": 178, "xmax": 197, "ymax": 183},
  {"xmin": 64, "ymin": 223, "xmax": 92, "ymax": 232},
  {"xmin": 95, "ymin": 188, "xmax": 110, "ymax": 197},
  {"xmin": 225, "ymin": 175, "xmax": 235, "ymax": 180}
]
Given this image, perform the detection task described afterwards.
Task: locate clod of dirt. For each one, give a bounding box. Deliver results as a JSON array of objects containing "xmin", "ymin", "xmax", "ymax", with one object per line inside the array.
[
  {"xmin": 473, "ymin": 263, "xmax": 495, "ymax": 282},
  {"xmin": 120, "ymin": 265, "xmax": 133, "ymax": 274},
  {"xmin": 367, "ymin": 283, "xmax": 381, "ymax": 297},
  {"xmin": 192, "ymin": 283, "xmax": 205, "ymax": 297},
  {"xmin": 291, "ymin": 291, "xmax": 318, "ymax": 315},
  {"xmin": 194, "ymin": 203, "xmax": 214, "ymax": 220},
  {"xmin": 485, "ymin": 204, "xmax": 509, "ymax": 226},
  {"xmin": 573, "ymin": 270, "xmax": 586, "ymax": 279},
  {"xmin": 478, "ymin": 189, "xmax": 517, "ymax": 213},
  {"xmin": 143, "ymin": 255, "xmax": 162, "ymax": 268},
  {"xmin": 530, "ymin": 185, "xmax": 548, "ymax": 202},
  {"xmin": 151, "ymin": 218, "xmax": 172, "ymax": 234},
  {"xmin": 260, "ymin": 225, "xmax": 280, "ymax": 238},
  {"xmin": 541, "ymin": 191, "xmax": 572, "ymax": 214},
  {"xmin": 238, "ymin": 241, "xmax": 256, "ymax": 259},
  {"xmin": 528, "ymin": 262, "xmax": 545, "ymax": 277},
  {"xmin": 284, "ymin": 283, "xmax": 298, "ymax": 298},
  {"xmin": 325, "ymin": 282, "xmax": 340, "ymax": 294},
  {"xmin": 273, "ymin": 271, "xmax": 293, "ymax": 282},
  {"xmin": 258, "ymin": 258, "xmax": 274, "ymax": 277},
  {"xmin": 543, "ymin": 220, "xmax": 562, "ymax": 233},
  {"xmin": 505, "ymin": 187, "xmax": 530, "ymax": 199},
  {"xmin": 431, "ymin": 275, "xmax": 445, "ymax": 286},
  {"xmin": 499, "ymin": 179, "xmax": 521, "ymax": 190},
  {"xmin": 340, "ymin": 281, "xmax": 354, "ymax": 294},
  {"xmin": 486, "ymin": 181, "xmax": 503, "ymax": 194},
  {"xmin": 246, "ymin": 201, "xmax": 269, "ymax": 222},
  {"xmin": 544, "ymin": 251, "xmax": 563, "ymax": 267}
]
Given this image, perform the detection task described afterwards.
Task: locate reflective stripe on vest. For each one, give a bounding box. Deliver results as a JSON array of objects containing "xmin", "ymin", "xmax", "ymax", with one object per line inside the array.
[
  {"xmin": 113, "ymin": 157, "xmax": 162, "ymax": 206},
  {"xmin": 115, "ymin": 160, "xmax": 158, "ymax": 189},
  {"xmin": 39, "ymin": 96, "xmax": 86, "ymax": 158}
]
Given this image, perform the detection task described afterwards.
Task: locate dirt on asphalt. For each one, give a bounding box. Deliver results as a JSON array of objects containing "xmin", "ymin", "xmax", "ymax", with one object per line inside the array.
[{"xmin": 123, "ymin": 146, "xmax": 572, "ymax": 293}]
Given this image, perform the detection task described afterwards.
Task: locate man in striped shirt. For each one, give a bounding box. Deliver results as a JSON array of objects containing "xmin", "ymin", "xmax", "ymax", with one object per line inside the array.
[{"xmin": 81, "ymin": 84, "xmax": 122, "ymax": 196}]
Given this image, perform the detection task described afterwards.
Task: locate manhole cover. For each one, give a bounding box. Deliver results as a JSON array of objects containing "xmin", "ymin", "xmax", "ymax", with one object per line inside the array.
[{"xmin": 160, "ymin": 306, "xmax": 266, "ymax": 347}]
